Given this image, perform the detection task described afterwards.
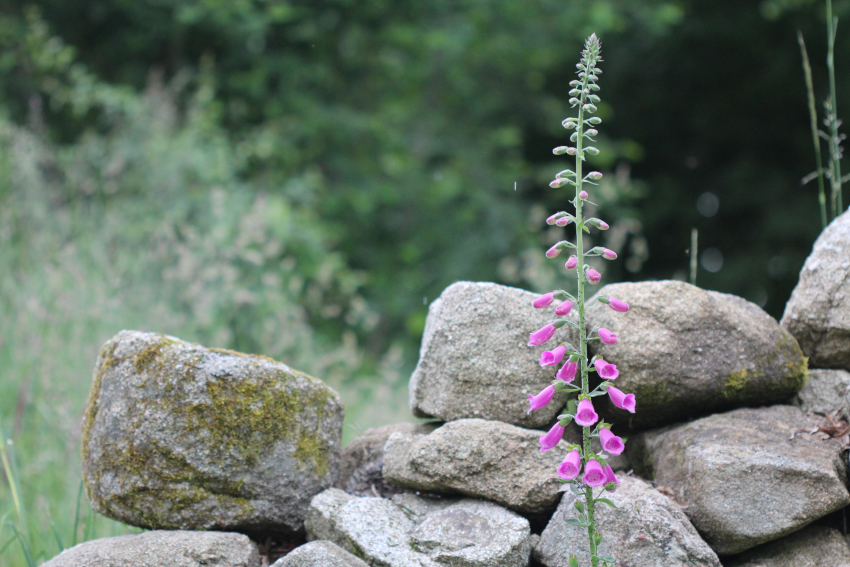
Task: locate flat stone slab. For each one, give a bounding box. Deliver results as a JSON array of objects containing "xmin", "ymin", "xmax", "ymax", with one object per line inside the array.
[
  {"xmin": 587, "ymin": 280, "xmax": 807, "ymax": 430},
  {"xmin": 82, "ymin": 330, "xmax": 344, "ymax": 537},
  {"xmin": 305, "ymin": 488, "xmax": 532, "ymax": 567},
  {"xmin": 725, "ymin": 524, "xmax": 850, "ymax": 567},
  {"xmin": 795, "ymin": 368, "xmax": 850, "ymax": 418},
  {"xmin": 382, "ymin": 418, "xmax": 569, "ymax": 515},
  {"xmin": 782, "ymin": 209, "xmax": 850, "ymax": 372},
  {"xmin": 534, "ymin": 476, "xmax": 721, "ymax": 567},
  {"xmin": 409, "ymin": 281, "xmax": 578, "ymax": 428},
  {"xmin": 271, "ymin": 541, "xmax": 369, "ymax": 567},
  {"xmin": 41, "ymin": 530, "xmax": 260, "ymax": 567},
  {"xmin": 628, "ymin": 405, "xmax": 850, "ymax": 555}
]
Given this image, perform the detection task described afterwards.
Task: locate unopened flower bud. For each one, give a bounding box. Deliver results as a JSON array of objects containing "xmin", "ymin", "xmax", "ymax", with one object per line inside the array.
[
  {"xmin": 587, "ymin": 117, "xmax": 602, "ymax": 124},
  {"xmin": 569, "ymin": 97, "xmax": 580, "ymax": 106},
  {"xmin": 589, "ymin": 218, "xmax": 609, "ymax": 230},
  {"xmin": 553, "ymin": 146, "xmax": 569, "ymax": 155},
  {"xmin": 586, "ymin": 129, "xmax": 598, "ymax": 136},
  {"xmin": 586, "ymin": 268, "xmax": 601, "ymax": 284},
  {"xmin": 556, "ymin": 169, "xmax": 575, "ymax": 179},
  {"xmin": 546, "ymin": 241, "xmax": 569, "ymax": 258},
  {"xmin": 568, "ymin": 89, "xmax": 582, "ymax": 98},
  {"xmin": 598, "ymin": 327, "xmax": 618, "ymax": 345},
  {"xmin": 555, "ymin": 216, "xmax": 571, "ymax": 227},
  {"xmin": 608, "ymin": 297, "xmax": 629, "ymax": 312},
  {"xmin": 528, "ymin": 323, "xmax": 557, "ymax": 346},
  {"xmin": 563, "ymin": 120, "xmax": 577, "ymax": 130},
  {"xmin": 569, "ymin": 80, "xmax": 581, "ymax": 87},
  {"xmin": 557, "ymin": 359, "xmax": 578, "ymax": 382},
  {"xmin": 583, "ymin": 103, "xmax": 597, "ymax": 113},
  {"xmin": 579, "ymin": 190, "xmax": 588, "ymax": 199},
  {"xmin": 546, "ymin": 212, "xmax": 565, "ymax": 225},
  {"xmin": 566, "ymin": 147, "xmax": 578, "ymax": 155},
  {"xmin": 565, "ymin": 256, "xmax": 578, "ymax": 270},
  {"xmin": 554, "ymin": 300, "xmax": 573, "ymax": 316},
  {"xmin": 587, "ymin": 171, "xmax": 603, "ymax": 180},
  {"xmin": 584, "ymin": 147, "xmax": 600, "ymax": 155},
  {"xmin": 550, "ymin": 178, "xmax": 570, "ymax": 189},
  {"xmin": 602, "ymin": 248, "xmax": 617, "ymax": 260},
  {"xmin": 532, "ymin": 292, "xmax": 555, "ymax": 308}
]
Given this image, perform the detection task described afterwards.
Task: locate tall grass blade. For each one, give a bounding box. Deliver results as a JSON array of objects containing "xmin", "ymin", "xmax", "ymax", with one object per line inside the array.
[
  {"xmin": 72, "ymin": 480, "xmax": 84, "ymax": 547},
  {"xmin": 690, "ymin": 228, "xmax": 698, "ymax": 286},
  {"xmin": 0, "ymin": 420, "xmax": 29, "ymax": 548},
  {"xmin": 8, "ymin": 523, "xmax": 36, "ymax": 567},
  {"xmin": 798, "ymin": 30, "xmax": 828, "ymax": 228},
  {"xmin": 49, "ymin": 517, "xmax": 64, "ymax": 553},
  {"xmin": 826, "ymin": 0, "xmax": 844, "ymax": 216}
]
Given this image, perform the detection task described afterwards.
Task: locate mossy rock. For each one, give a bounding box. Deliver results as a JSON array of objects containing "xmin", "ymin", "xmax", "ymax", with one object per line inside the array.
[
  {"xmin": 81, "ymin": 330, "xmax": 344, "ymax": 538},
  {"xmin": 587, "ymin": 281, "xmax": 808, "ymax": 431}
]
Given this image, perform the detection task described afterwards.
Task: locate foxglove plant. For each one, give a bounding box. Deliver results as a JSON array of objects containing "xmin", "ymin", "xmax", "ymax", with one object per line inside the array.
[{"xmin": 526, "ymin": 34, "xmax": 636, "ymax": 567}]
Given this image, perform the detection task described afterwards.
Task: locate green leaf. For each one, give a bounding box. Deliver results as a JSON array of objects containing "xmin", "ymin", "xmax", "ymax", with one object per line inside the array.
[
  {"xmin": 574, "ymin": 501, "xmax": 585, "ymax": 513},
  {"xmin": 595, "ymin": 497, "xmax": 617, "ymax": 508},
  {"xmin": 597, "ymin": 555, "xmax": 616, "ymax": 563},
  {"xmin": 559, "ymin": 416, "xmax": 574, "ymax": 427},
  {"xmin": 566, "ymin": 518, "xmax": 592, "ymax": 527}
]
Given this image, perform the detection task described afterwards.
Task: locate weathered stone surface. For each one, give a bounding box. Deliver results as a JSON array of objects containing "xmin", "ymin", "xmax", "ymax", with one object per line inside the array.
[
  {"xmin": 41, "ymin": 530, "xmax": 260, "ymax": 567},
  {"xmin": 383, "ymin": 418, "xmax": 569, "ymax": 515},
  {"xmin": 336, "ymin": 422, "xmax": 439, "ymax": 497},
  {"xmin": 534, "ymin": 476, "xmax": 721, "ymax": 567},
  {"xmin": 781, "ymin": 209, "xmax": 850, "ymax": 371},
  {"xmin": 588, "ymin": 280, "xmax": 807, "ymax": 430},
  {"xmin": 305, "ymin": 488, "xmax": 532, "ymax": 567},
  {"xmin": 725, "ymin": 524, "xmax": 850, "ymax": 567},
  {"xmin": 82, "ymin": 330, "xmax": 344, "ymax": 537},
  {"xmin": 271, "ymin": 541, "xmax": 369, "ymax": 567},
  {"xmin": 409, "ymin": 281, "xmax": 578, "ymax": 428},
  {"xmin": 795, "ymin": 368, "xmax": 850, "ymax": 418},
  {"xmin": 628, "ymin": 405, "xmax": 849, "ymax": 555}
]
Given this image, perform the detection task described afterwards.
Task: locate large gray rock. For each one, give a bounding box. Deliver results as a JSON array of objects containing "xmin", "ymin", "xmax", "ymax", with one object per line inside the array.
[
  {"xmin": 305, "ymin": 488, "xmax": 532, "ymax": 567},
  {"xmin": 534, "ymin": 476, "xmax": 721, "ymax": 567},
  {"xmin": 725, "ymin": 524, "xmax": 850, "ymax": 567},
  {"xmin": 795, "ymin": 368, "xmax": 850, "ymax": 418},
  {"xmin": 588, "ymin": 280, "xmax": 807, "ymax": 430},
  {"xmin": 383, "ymin": 418, "xmax": 570, "ymax": 515},
  {"xmin": 81, "ymin": 330, "xmax": 344, "ymax": 537},
  {"xmin": 337, "ymin": 422, "xmax": 439, "ymax": 497},
  {"xmin": 781, "ymin": 209, "xmax": 850, "ymax": 371},
  {"xmin": 409, "ymin": 281, "xmax": 578, "ymax": 428},
  {"xmin": 271, "ymin": 541, "xmax": 369, "ymax": 567},
  {"xmin": 628, "ymin": 405, "xmax": 850, "ymax": 555},
  {"xmin": 41, "ymin": 530, "xmax": 260, "ymax": 567}
]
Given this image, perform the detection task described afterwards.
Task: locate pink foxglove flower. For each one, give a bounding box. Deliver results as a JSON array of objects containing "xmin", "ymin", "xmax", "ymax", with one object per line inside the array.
[
  {"xmin": 554, "ymin": 300, "xmax": 573, "ymax": 316},
  {"xmin": 593, "ymin": 359, "xmax": 619, "ymax": 380},
  {"xmin": 607, "ymin": 385, "xmax": 635, "ymax": 413},
  {"xmin": 533, "ymin": 292, "xmax": 556, "ymax": 308},
  {"xmin": 579, "ymin": 190, "xmax": 588, "ymax": 199},
  {"xmin": 540, "ymin": 345, "xmax": 567, "ymax": 367},
  {"xmin": 539, "ymin": 423, "xmax": 565, "ymax": 453},
  {"xmin": 608, "ymin": 297, "xmax": 629, "ymax": 312},
  {"xmin": 598, "ymin": 328, "xmax": 618, "ymax": 345},
  {"xmin": 565, "ymin": 256, "xmax": 578, "ymax": 270},
  {"xmin": 528, "ymin": 385, "xmax": 555, "ymax": 414},
  {"xmin": 575, "ymin": 398, "xmax": 598, "ymax": 427},
  {"xmin": 558, "ymin": 449, "xmax": 581, "ymax": 481},
  {"xmin": 603, "ymin": 465, "xmax": 619, "ymax": 492},
  {"xmin": 557, "ymin": 359, "xmax": 578, "ymax": 382},
  {"xmin": 583, "ymin": 459, "xmax": 606, "ymax": 487},
  {"xmin": 599, "ymin": 427, "xmax": 625, "ymax": 455},
  {"xmin": 602, "ymin": 248, "xmax": 617, "ymax": 260},
  {"xmin": 528, "ymin": 323, "xmax": 557, "ymax": 346},
  {"xmin": 546, "ymin": 244, "xmax": 562, "ymax": 258},
  {"xmin": 586, "ymin": 268, "xmax": 601, "ymax": 284}
]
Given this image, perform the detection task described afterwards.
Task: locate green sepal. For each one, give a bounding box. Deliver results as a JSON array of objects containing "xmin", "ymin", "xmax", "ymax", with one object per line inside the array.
[
  {"xmin": 595, "ymin": 497, "xmax": 617, "ymax": 509},
  {"xmin": 594, "ymin": 532, "xmax": 603, "ymax": 545},
  {"xmin": 568, "ymin": 555, "xmax": 579, "ymax": 567},
  {"xmin": 593, "ymin": 454, "xmax": 608, "ymax": 468},
  {"xmin": 582, "ymin": 225, "xmax": 590, "ymax": 233},
  {"xmin": 558, "ymin": 416, "xmax": 574, "ymax": 427},
  {"xmin": 573, "ymin": 501, "xmax": 585, "ymax": 513},
  {"xmin": 588, "ymin": 389, "xmax": 609, "ymax": 397},
  {"xmin": 566, "ymin": 518, "xmax": 591, "ymax": 528}
]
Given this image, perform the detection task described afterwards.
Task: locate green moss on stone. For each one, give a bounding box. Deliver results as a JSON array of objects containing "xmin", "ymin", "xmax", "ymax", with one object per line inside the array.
[
  {"xmin": 723, "ymin": 369, "xmax": 750, "ymax": 399},
  {"xmin": 81, "ymin": 341, "xmax": 120, "ymax": 469},
  {"xmin": 133, "ymin": 337, "xmax": 176, "ymax": 373}
]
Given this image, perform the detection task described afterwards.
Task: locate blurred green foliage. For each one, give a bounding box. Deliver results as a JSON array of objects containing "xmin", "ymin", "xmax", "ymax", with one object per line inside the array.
[{"xmin": 0, "ymin": 0, "xmax": 849, "ymax": 564}]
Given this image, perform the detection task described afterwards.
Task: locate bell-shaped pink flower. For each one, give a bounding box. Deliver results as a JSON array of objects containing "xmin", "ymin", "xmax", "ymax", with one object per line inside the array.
[
  {"xmin": 528, "ymin": 385, "xmax": 555, "ymax": 414},
  {"xmin": 546, "ymin": 244, "xmax": 562, "ymax": 258},
  {"xmin": 586, "ymin": 268, "xmax": 601, "ymax": 284},
  {"xmin": 603, "ymin": 465, "xmax": 619, "ymax": 492},
  {"xmin": 558, "ymin": 449, "xmax": 581, "ymax": 481},
  {"xmin": 593, "ymin": 359, "xmax": 619, "ymax": 380},
  {"xmin": 583, "ymin": 459, "xmax": 606, "ymax": 487},
  {"xmin": 579, "ymin": 190, "xmax": 588, "ymax": 199},
  {"xmin": 528, "ymin": 323, "xmax": 557, "ymax": 346},
  {"xmin": 539, "ymin": 423, "xmax": 565, "ymax": 453},
  {"xmin": 554, "ymin": 300, "xmax": 573, "ymax": 316},
  {"xmin": 602, "ymin": 248, "xmax": 617, "ymax": 260},
  {"xmin": 608, "ymin": 297, "xmax": 629, "ymax": 312},
  {"xmin": 607, "ymin": 385, "xmax": 635, "ymax": 413},
  {"xmin": 565, "ymin": 256, "xmax": 578, "ymax": 270},
  {"xmin": 540, "ymin": 345, "xmax": 567, "ymax": 367},
  {"xmin": 598, "ymin": 328, "xmax": 618, "ymax": 345},
  {"xmin": 557, "ymin": 359, "xmax": 578, "ymax": 382},
  {"xmin": 533, "ymin": 292, "xmax": 556, "ymax": 309},
  {"xmin": 599, "ymin": 427, "xmax": 625, "ymax": 455},
  {"xmin": 574, "ymin": 398, "xmax": 598, "ymax": 427}
]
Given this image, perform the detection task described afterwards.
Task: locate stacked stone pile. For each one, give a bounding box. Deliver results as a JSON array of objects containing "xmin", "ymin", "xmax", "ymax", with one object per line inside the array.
[{"xmin": 45, "ymin": 211, "xmax": 850, "ymax": 566}]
